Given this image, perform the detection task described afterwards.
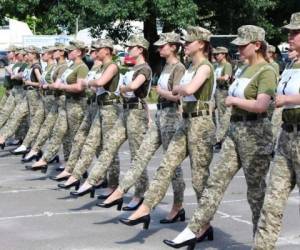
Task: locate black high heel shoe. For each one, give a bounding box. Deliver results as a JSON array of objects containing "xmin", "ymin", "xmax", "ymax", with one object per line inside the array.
[
  {"xmin": 25, "ymin": 164, "xmax": 48, "ymax": 173},
  {"xmin": 160, "ymin": 208, "xmax": 185, "ymax": 224},
  {"xmin": 70, "ymin": 186, "xmax": 95, "ymax": 198},
  {"xmin": 21, "ymin": 151, "xmax": 43, "ymax": 163},
  {"xmin": 50, "ymin": 175, "xmax": 70, "ymax": 182},
  {"xmin": 57, "ymin": 180, "xmax": 80, "ymax": 190},
  {"xmin": 196, "ymin": 226, "xmax": 214, "ymax": 242},
  {"xmin": 119, "ymin": 214, "xmax": 151, "ymax": 230},
  {"xmin": 10, "ymin": 147, "xmax": 30, "ymax": 155},
  {"xmin": 96, "ymin": 198, "xmax": 123, "ymax": 211},
  {"xmin": 0, "ymin": 142, "xmax": 5, "ymax": 150},
  {"xmin": 49, "ymin": 155, "xmax": 59, "ymax": 164},
  {"xmin": 163, "ymin": 238, "xmax": 197, "ymax": 250},
  {"xmin": 122, "ymin": 198, "xmax": 144, "ymax": 211}
]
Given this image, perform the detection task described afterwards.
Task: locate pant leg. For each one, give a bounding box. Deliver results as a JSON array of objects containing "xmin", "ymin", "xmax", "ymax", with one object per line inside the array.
[
  {"xmin": 0, "ymin": 94, "xmax": 16, "ymax": 128},
  {"xmin": 87, "ymin": 116, "xmax": 126, "ymax": 186},
  {"xmin": 118, "ymin": 120, "xmax": 161, "ymax": 193},
  {"xmin": 143, "ymin": 121, "xmax": 188, "ymax": 210},
  {"xmin": 188, "ymin": 134, "xmax": 240, "ymax": 233},
  {"xmin": 159, "ymin": 108, "xmax": 185, "ymax": 205}
]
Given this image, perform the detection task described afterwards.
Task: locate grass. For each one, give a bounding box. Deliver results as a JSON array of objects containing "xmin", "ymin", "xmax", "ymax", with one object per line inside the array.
[{"xmin": 0, "ymin": 85, "xmax": 5, "ymax": 100}]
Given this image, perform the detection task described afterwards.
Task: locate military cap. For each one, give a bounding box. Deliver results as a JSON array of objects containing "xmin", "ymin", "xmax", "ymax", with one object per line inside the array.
[
  {"xmin": 283, "ymin": 12, "xmax": 300, "ymax": 30},
  {"xmin": 267, "ymin": 45, "xmax": 276, "ymax": 53},
  {"xmin": 65, "ymin": 40, "xmax": 86, "ymax": 51},
  {"xmin": 25, "ymin": 45, "xmax": 42, "ymax": 54},
  {"xmin": 182, "ymin": 26, "xmax": 212, "ymax": 42},
  {"xmin": 6, "ymin": 45, "xmax": 18, "ymax": 52},
  {"xmin": 15, "ymin": 48, "xmax": 27, "ymax": 55},
  {"xmin": 154, "ymin": 32, "xmax": 182, "ymax": 46},
  {"xmin": 231, "ymin": 25, "xmax": 265, "ymax": 46},
  {"xmin": 125, "ymin": 34, "xmax": 149, "ymax": 50},
  {"xmin": 212, "ymin": 46, "xmax": 229, "ymax": 54},
  {"xmin": 92, "ymin": 38, "xmax": 114, "ymax": 50},
  {"xmin": 53, "ymin": 42, "xmax": 66, "ymax": 51}
]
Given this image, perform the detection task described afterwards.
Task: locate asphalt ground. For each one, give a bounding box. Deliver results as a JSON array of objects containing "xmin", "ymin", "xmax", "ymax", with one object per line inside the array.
[{"xmin": 0, "ymin": 138, "xmax": 300, "ymax": 250}]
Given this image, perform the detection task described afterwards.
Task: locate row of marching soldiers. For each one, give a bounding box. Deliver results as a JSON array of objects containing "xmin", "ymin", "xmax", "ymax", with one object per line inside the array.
[{"xmin": 1, "ymin": 14, "xmax": 299, "ymax": 250}]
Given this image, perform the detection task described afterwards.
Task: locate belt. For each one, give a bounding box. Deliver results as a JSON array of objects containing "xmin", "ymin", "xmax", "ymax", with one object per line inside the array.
[
  {"xmin": 98, "ymin": 98, "xmax": 120, "ymax": 106},
  {"xmin": 182, "ymin": 110, "xmax": 209, "ymax": 119},
  {"xmin": 43, "ymin": 90, "xmax": 54, "ymax": 96},
  {"xmin": 66, "ymin": 94, "xmax": 85, "ymax": 100},
  {"xmin": 282, "ymin": 123, "xmax": 300, "ymax": 133},
  {"xmin": 87, "ymin": 95, "xmax": 97, "ymax": 105},
  {"xmin": 157, "ymin": 102, "xmax": 178, "ymax": 110},
  {"xmin": 217, "ymin": 85, "xmax": 228, "ymax": 90},
  {"xmin": 123, "ymin": 103, "xmax": 143, "ymax": 110},
  {"xmin": 230, "ymin": 113, "xmax": 268, "ymax": 122},
  {"xmin": 23, "ymin": 85, "xmax": 38, "ymax": 90}
]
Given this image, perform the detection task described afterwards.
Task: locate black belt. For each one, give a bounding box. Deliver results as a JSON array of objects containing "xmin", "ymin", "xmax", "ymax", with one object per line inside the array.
[
  {"xmin": 123, "ymin": 103, "xmax": 143, "ymax": 110},
  {"xmin": 282, "ymin": 123, "xmax": 300, "ymax": 133},
  {"xmin": 87, "ymin": 95, "xmax": 97, "ymax": 105},
  {"xmin": 43, "ymin": 90, "xmax": 54, "ymax": 96},
  {"xmin": 98, "ymin": 98, "xmax": 120, "ymax": 106},
  {"xmin": 66, "ymin": 94, "xmax": 85, "ymax": 100},
  {"xmin": 182, "ymin": 110, "xmax": 209, "ymax": 119},
  {"xmin": 157, "ymin": 102, "xmax": 178, "ymax": 110},
  {"xmin": 217, "ymin": 85, "xmax": 228, "ymax": 90},
  {"xmin": 23, "ymin": 85, "xmax": 38, "ymax": 90},
  {"xmin": 230, "ymin": 113, "xmax": 268, "ymax": 122}
]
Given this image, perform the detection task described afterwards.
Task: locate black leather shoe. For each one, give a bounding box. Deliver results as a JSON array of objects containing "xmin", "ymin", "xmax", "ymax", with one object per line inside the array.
[
  {"xmin": 160, "ymin": 209, "xmax": 185, "ymax": 224},
  {"xmin": 57, "ymin": 180, "xmax": 80, "ymax": 190},
  {"xmin": 82, "ymin": 171, "xmax": 88, "ymax": 179},
  {"xmin": 25, "ymin": 164, "xmax": 48, "ymax": 173},
  {"xmin": 70, "ymin": 186, "xmax": 95, "ymax": 198},
  {"xmin": 97, "ymin": 190, "xmax": 114, "ymax": 200},
  {"xmin": 49, "ymin": 155, "xmax": 59, "ymax": 164},
  {"xmin": 49, "ymin": 175, "xmax": 70, "ymax": 182},
  {"xmin": 21, "ymin": 151, "xmax": 42, "ymax": 163},
  {"xmin": 196, "ymin": 226, "xmax": 214, "ymax": 242},
  {"xmin": 10, "ymin": 148, "xmax": 30, "ymax": 155},
  {"xmin": 94, "ymin": 179, "xmax": 108, "ymax": 189},
  {"xmin": 163, "ymin": 238, "xmax": 197, "ymax": 250},
  {"xmin": 0, "ymin": 142, "xmax": 5, "ymax": 150},
  {"xmin": 55, "ymin": 166, "xmax": 65, "ymax": 172},
  {"xmin": 119, "ymin": 214, "xmax": 150, "ymax": 229},
  {"xmin": 96, "ymin": 198, "xmax": 123, "ymax": 211},
  {"xmin": 122, "ymin": 198, "xmax": 144, "ymax": 211}
]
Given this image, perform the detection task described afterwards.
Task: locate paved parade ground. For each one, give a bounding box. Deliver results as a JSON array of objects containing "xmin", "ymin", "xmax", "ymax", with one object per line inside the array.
[{"xmin": 0, "ymin": 141, "xmax": 300, "ymax": 250}]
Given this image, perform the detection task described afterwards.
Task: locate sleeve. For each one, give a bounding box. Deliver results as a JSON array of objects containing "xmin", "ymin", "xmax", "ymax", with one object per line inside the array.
[
  {"xmin": 77, "ymin": 65, "xmax": 89, "ymax": 79},
  {"xmin": 223, "ymin": 62, "xmax": 233, "ymax": 76},
  {"xmin": 56, "ymin": 65, "xmax": 68, "ymax": 80},
  {"xmin": 257, "ymin": 68, "xmax": 277, "ymax": 97},
  {"xmin": 135, "ymin": 66, "xmax": 151, "ymax": 81},
  {"xmin": 171, "ymin": 64, "xmax": 185, "ymax": 87}
]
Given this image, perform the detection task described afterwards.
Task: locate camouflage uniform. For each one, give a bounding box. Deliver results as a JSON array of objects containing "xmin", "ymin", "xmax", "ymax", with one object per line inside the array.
[
  {"xmin": 118, "ymin": 35, "xmax": 186, "ymax": 204},
  {"xmin": 87, "ymin": 35, "xmax": 151, "ymax": 198},
  {"xmin": 186, "ymin": 25, "xmax": 276, "ymax": 235},
  {"xmin": 254, "ymin": 15, "xmax": 300, "ymax": 249}
]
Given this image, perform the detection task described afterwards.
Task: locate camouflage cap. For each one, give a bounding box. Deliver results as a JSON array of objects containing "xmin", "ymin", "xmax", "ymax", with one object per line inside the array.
[
  {"xmin": 125, "ymin": 34, "xmax": 149, "ymax": 50},
  {"xmin": 92, "ymin": 38, "xmax": 114, "ymax": 50},
  {"xmin": 182, "ymin": 26, "xmax": 212, "ymax": 42},
  {"xmin": 6, "ymin": 45, "xmax": 18, "ymax": 52},
  {"xmin": 212, "ymin": 46, "xmax": 229, "ymax": 54},
  {"xmin": 53, "ymin": 42, "xmax": 66, "ymax": 51},
  {"xmin": 25, "ymin": 45, "xmax": 42, "ymax": 54},
  {"xmin": 15, "ymin": 48, "xmax": 26, "ymax": 55},
  {"xmin": 65, "ymin": 40, "xmax": 86, "ymax": 51},
  {"xmin": 42, "ymin": 46, "xmax": 57, "ymax": 53},
  {"xmin": 283, "ymin": 12, "xmax": 300, "ymax": 30},
  {"xmin": 154, "ymin": 32, "xmax": 182, "ymax": 46},
  {"xmin": 267, "ymin": 44, "xmax": 276, "ymax": 53},
  {"xmin": 231, "ymin": 25, "xmax": 265, "ymax": 46}
]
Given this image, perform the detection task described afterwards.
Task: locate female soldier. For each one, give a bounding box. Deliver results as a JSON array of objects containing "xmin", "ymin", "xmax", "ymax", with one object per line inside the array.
[
  {"xmin": 23, "ymin": 44, "xmax": 69, "ymax": 162},
  {"xmin": 70, "ymin": 35, "xmax": 151, "ymax": 211},
  {"xmin": 163, "ymin": 25, "xmax": 277, "ymax": 250},
  {"xmin": 213, "ymin": 46, "xmax": 233, "ymax": 150},
  {"xmin": 119, "ymin": 26, "xmax": 215, "ymax": 229},
  {"xmin": 254, "ymin": 12, "xmax": 300, "ymax": 250},
  {"xmin": 0, "ymin": 46, "xmax": 43, "ymax": 150},
  {"xmin": 54, "ymin": 39, "xmax": 121, "ymax": 190},
  {"xmin": 99, "ymin": 32, "xmax": 186, "ymax": 222},
  {"xmin": 27, "ymin": 40, "xmax": 88, "ymax": 173}
]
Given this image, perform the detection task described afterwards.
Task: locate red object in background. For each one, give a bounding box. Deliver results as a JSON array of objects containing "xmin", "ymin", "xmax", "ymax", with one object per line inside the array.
[{"xmin": 124, "ymin": 54, "xmax": 136, "ymax": 66}]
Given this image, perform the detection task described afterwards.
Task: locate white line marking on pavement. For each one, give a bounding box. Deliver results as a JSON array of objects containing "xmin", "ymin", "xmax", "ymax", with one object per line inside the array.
[{"xmin": 216, "ymin": 210, "xmax": 252, "ymax": 226}]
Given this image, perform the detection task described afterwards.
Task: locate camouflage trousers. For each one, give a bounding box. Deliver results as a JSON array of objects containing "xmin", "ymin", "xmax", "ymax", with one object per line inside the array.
[
  {"xmin": 253, "ymin": 128, "xmax": 300, "ymax": 250},
  {"xmin": 42, "ymin": 97, "xmax": 85, "ymax": 162},
  {"xmin": 143, "ymin": 114, "xmax": 215, "ymax": 209},
  {"xmin": 0, "ymin": 93, "xmax": 8, "ymax": 109},
  {"xmin": 69, "ymin": 104, "xmax": 120, "ymax": 188},
  {"xmin": 119, "ymin": 107, "xmax": 186, "ymax": 205},
  {"xmin": 215, "ymin": 88, "xmax": 231, "ymax": 142},
  {"xmin": 31, "ymin": 95, "xmax": 63, "ymax": 152},
  {"xmin": 0, "ymin": 89, "xmax": 40, "ymax": 141},
  {"xmin": 271, "ymin": 107, "xmax": 282, "ymax": 146},
  {"xmin": 0, "ymin": 85, "xmax": 24, "ymax": 129},
  {"xmin": 87, "ymin": 107, "xmax": 148, "ymax": 198},
  {"xmin": 64, "ymin": 101, "xmax": 98, "ymax": 173},
  {"xmin": 188, "ymin": 118, "xmax": 273, "ymax": 234}
]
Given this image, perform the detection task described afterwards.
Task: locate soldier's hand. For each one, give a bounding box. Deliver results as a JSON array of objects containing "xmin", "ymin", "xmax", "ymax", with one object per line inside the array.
[
  {"xmin": 172, "ymin": 85, "xmax": 180, "ymax": 95},
  {"xmin": 225, "ymin": 96, "xmax": 236, "ymax": 107},
  {"xmin": 275, "ymin": 95, "xmax": 286, "ymax": 107}
]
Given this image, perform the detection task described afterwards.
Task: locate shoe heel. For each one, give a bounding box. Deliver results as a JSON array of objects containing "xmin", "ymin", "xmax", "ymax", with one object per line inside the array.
[
  {"xmin": 75, "ymin": 182, "xmax": 80, "ymax": 191},
  {"xmin": 117, "ymin": 199, "xmax": 123, "ymax": 211},
  {"xmin": 143, "ymin": 218, "xmax": 150, "ymax": 230},
  {"xmin": 207, "ymin": 228, "xmax": 214, "ymax": 241},
  {"xmin": 55, "ymin": 155, "xmax": 60, "ymax": 163},
  {"xmin": 90, "ymin": 188, "xmax": 95, "ymax": 198},
  {"xmin": 180, "ymin": 212, "xmax": 185, "ymax": 222},
  {"xmin": 41, "ymin": 166, "xmax": 48, "ymax": 174},
  {"xmin": 187, "ymin": 242, "xmax": 196, "ymax": 250},
  {"xmin": 82, "ymin": 171, "xmax": 88, "ymax": 179}
]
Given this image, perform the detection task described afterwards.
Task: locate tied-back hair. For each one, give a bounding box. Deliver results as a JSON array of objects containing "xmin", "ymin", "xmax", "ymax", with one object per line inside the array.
[
  {"xmin": 256, "ymin": 41, "xmax": 269, "ymax": 63},
  {"xmin": 138, "ymin": 46, "xmax": 149, "ymax": 63},
  {"xmin": 203, "ymin": 41, "xmax": 212, "ymax": 62}
]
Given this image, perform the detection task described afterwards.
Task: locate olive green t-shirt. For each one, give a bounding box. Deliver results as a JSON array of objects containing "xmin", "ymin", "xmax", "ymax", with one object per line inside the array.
[
  {"xmin": 132, "ymin": 63, "xmax": 152, "ymax": 99},
  {"xmin": 182, "ymin": 59, "xmax": 214, "ymax": 113},
  {"xmin": 52, "ymin": 61, "xmax": 68, "ymax": 82},
  {"xmin": 9, "ymin": 62, "xmax": 25, "ymax": 87},
  {"xmin": 270, "ymin": 61, "xmax": 280, "ymax": 78},
  {"xmin": 281, "ymin": 63, "xmax": 300, "ymax": 123},
  {"xmin": 43, "ymin": 63, "xmax": 55, "ymax": 84},
  {"xmin": 66, "ymin": 61, "xmax": 89, "ymax": 84},
  {"xmin": 98, "ymin": 62, "xmax": 120, "ymax": 94},
  {"xmin": 232, "ymin": 62, "xmax": 277, "ymax": 116},
  {"xmin": 158, "ymin": 61, "xmax": 185, "ymax": 103},
  {"xmin": 216, "ymin": 61, "xmax": 232, "ymax": 87}
]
